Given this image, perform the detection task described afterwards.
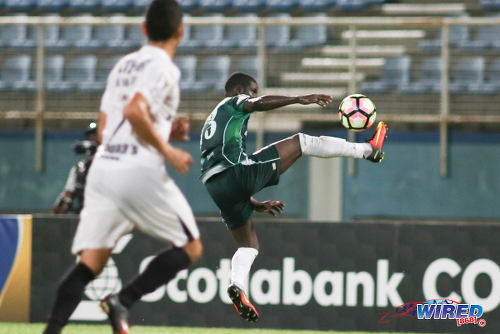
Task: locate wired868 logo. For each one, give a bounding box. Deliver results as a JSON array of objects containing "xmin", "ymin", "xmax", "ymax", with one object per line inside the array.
[{"xmin": 417, "ymin": 299, "xmax": 486, "ymax": 328}]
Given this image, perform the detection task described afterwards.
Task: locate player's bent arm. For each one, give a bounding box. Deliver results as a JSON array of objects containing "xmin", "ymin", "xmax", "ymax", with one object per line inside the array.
[
  {"xmin": 243, "ymin": 94, "xmax": 333, "ymax": 112},
  {"xmin": 123, "ymin": 93, "xmax": 192, "ymax": 174},
  {"xmin": 97, "ymin": 112, "xmax": 106, "ymax": 144}
]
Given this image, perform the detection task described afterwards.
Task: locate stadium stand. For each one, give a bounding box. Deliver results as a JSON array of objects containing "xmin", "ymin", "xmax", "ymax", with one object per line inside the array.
[
  {"xmin": 192, "ymin": 55, "xmax": 230, "ymax": 92},
  {"xmin": 37, "ymin": 0, "xmax": 69, "ymax": 11},
  {"xmin": 457, "ymin": 16, "xmax": 500, "ymax": 51},
  {"xmin": 198, "ymin": 0, "xmax": 231, "ymax": 12},
  {"xmin": 68, "ymin": 0, "xmax": 100, "ymax": 11},
  {"xmin": 57, "ymin": 14, "xmax": 94, "ymax": 49},
  {"xmin": 266, "ymin": 0, "xmax": 299, "ymax": 11},
  {"xmin": 469, "ymin": 57, "xmax": 500, "ymax": 94},
  {"xmin": 219, "ymin": 14, "xmax": 258, "ymax": 50},
  {"xmin": 480, "ymin": 0, "xmax": 500, "ymax": 10},
  {"xmin": 101, "ymin": 0, "xmax": 133, "ymax": 12},
  {"xmin": 298, "ymin": 0, "xmax": 336, "ymax": 12},
  {"xmin": 175, "ymin": 55, "xmax": 198, "ymax": 92},
  {"xmin": 0, "ymin": 55, "xmax": 34, "ymax": 91},
  {"xmin": 449, "ymin": 56, "xmax": 485, "ymax": 94},
  {"xmin": 91, "ymin": 15, "xmax": 128, "ymax": 50},
  {"xmin": 400, "ymin": 57, "xmax": 441, "ymax": 95},
  {"xmin": 284, "ymin": 13, "xmax": 327, "ymax": 50},
  {"xmin": 232, "ymin": 0, "xmax": 265, "ymax": 12},
  {"xmin": 65, "ymin": 54, "xmax": 98, "ymax": 92},
  {"xmin": 0, "ymin": 14, "xmax": 35, "ymax": 49},
  {"xmin": 179, "ymin": 14, "xmax": 224, "ymax": 50},
  {"xmin": 94, "ymin": 55, "xmax": 119, "ymax": 90},
  {"xmin": 360, "ymin": 56, "xmax": 411, "ymax": 94},
  {"xmin": 265, "ymin": 13, "xmax": 291, "ymax": 48},
  {"xmin": 236, "ymin": 56, "xmax": 259, "ymax": 78},
  {"xmin": 132, "ymin": 0, "xmax": 150, "ymax": 11},
  {"xmin": 419, "ymin": 15, "xmax": 470, "ymax": 51},
  {"xmin": 336, "ymin": 0, "xmax": 371, "ymax": 11},
  {"xmin": 5, "ymin": 0, "xmax": 37, "ymax": 11},
  {"xmin": 44, "ymin": 54, "xmax": 70, "ymax": 91}
]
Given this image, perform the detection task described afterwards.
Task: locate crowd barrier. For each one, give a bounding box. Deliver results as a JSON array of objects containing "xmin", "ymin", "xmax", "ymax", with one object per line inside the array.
[{"xmin": 1, "ymin": 214, "xmax": 499, "ymax": 333}]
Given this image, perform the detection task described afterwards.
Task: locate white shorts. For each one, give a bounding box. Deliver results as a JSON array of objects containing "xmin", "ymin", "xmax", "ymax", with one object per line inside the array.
[{"xmin": 71, "ymin": 160, "xmax": 200, "ymax": 254}]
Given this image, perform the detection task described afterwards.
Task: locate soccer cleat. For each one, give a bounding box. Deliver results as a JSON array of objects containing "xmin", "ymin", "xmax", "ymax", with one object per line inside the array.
[
  {"xmin": 100, "ymin": 294, "xmax": 130, "ymax": 334},
  {"xmin": 227, "ymin": 284, "xmax": 259, "ymax": 323},
  {"xmin": 365, "ymin": 121, "xmax": 387, "ymax": 163}
]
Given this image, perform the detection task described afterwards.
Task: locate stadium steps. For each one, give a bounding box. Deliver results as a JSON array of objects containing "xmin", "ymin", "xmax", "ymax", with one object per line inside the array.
[
  {"xmin": 320, "ymin": 45, "xmax": 406, "ymax": 57},
  {"xmin": 381, "ymin": 3, "xmax": 466, "ymax": 15},
  {"xmin": 280, "ymin": 71, "xmax": 365, "ymax": 83},
  {"xmin": 301, "ymin": 57, "xmax": 385, "ymax": 69}
]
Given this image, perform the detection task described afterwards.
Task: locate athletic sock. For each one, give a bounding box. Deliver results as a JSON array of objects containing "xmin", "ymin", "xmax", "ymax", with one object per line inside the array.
[
  {"xmin": 43, "ymin": 263, "xmax": 95, "ymax": 334},
  {"xmin": 118, "ymin": 247, "xmax": 191, "ymax": 309},
  {"xmin": 230, "ymin": 247, "xmax": 259, "ymax": 292},
  {"xmin": 298, "ymin": 133, "xmax": 372, "ymax": 159}
]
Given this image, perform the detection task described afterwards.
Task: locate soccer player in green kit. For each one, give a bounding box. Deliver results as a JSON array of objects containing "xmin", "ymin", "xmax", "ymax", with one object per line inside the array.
[{"xmin": 200, "ymin": 72, "xmax": 387, "ymax": 322}]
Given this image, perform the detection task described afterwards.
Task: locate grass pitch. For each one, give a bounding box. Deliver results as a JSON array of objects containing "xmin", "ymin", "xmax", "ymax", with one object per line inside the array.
[{"xmin": 0, "ymin": 323, "xmax": 426, "ymax": 334}]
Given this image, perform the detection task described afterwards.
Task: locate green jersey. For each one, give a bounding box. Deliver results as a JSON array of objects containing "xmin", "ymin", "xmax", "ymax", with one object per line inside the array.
[{"xmin": 200, "ymin": 94, "xmax": 252, "ymax": 183}]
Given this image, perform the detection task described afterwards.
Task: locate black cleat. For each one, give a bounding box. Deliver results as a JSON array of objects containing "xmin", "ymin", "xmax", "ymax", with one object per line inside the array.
[
  {"xmin": 365, "ymin": 121, "xmax": 387, "ymax": 163},
  {"xmin": 227, "ymin": 284, "xmax": 259, "ymax": 323},
  {"xmin": 100, "ymin": 294, "xmax": 129, "ymax": 334}
]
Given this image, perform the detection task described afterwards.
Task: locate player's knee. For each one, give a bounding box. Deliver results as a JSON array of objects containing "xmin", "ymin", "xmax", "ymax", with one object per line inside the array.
[{"xmin": 183, "ymin": 238, "xmax": 203, "ymax": 262}]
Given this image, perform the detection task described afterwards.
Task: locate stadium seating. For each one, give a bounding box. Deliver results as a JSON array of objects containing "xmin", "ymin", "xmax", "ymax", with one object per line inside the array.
[
  {"xmin": 0, "ymin": 15, "xmax": 36, "ymax": 49},
  {"xmin": 419, "ymin": 15, "xmax": 470, "ymax": 51},
  {"xmin": 400, "ymin": 57, "xmax": 441, "ymax": 94},
  {"xmin": 178, "ymin": 0, "xmax": 199, "ymax": 11},
  {"xmin": 0, "ymin": 55, "xmax": 34, "ymax": 91},
  {"xmin": 298, "ymin": 0, "xmax": 336, "ymax": 12},
  {"xmin": 219, "ymin": 14, "xmax": 258, "ymax": 50},
  {"xmin": 132, "ymin": 0, "xmax": 149, "ymax": 11},
  {"xmin": 175, "ymin": 55, "xmax": 198, "ymax": 92},
  {"xmin": 469, "ymin": 58, "xmax": 500, "ymax": 95},
  {"xmin": 44, "ymin": 55, "xmax": 71, "ymax": 91},
  {"xmin": 192, "ymin": 55, "xmax": 230, "ymax": 92},
  {"xmin": 91, "ymin": 16, "xmax": 128, "ymax": 50},
  {"xmin": 101, "ymin": 0, "xmax": 133, "ymax": 12},
  {"xmin": 198, "ymin": 0, "xmax": 231, "ymax": 12},
  {"xmin": 360, "ymin": 56, "xmax": 411, "ymax": 94},
  {"xmin": 123, "ymin": 25, "xmax": 146, "ymax": 49},
  {"xmin": 266, "ymin": 0, "xmax": 299, "ymax": 11},
  {"xmin": 284, "ymin": 13, "xmax": 327, "ymax": 50},
  {"xmin": 68, "ymin": 0, "xmax": 101, "ymax": 11},
  {"xmin": 57, "ymin": 15, "xmax": 94, "ymax": 49},
  {"xmin": 336, "ymin": 0, "xmax": 369, "ymax": 11},
  {"xmin": 480, "ymin": 0, "xmax": 500, "ymax": 10},
  {"xmin": 180, "ymin": 14, "xmax": 224, "ymax": 50},
  {"xmin": 457, "ymin": 17, "xmax": 500, "ymax": 51},
  {"xmin": 236, "ymin": 56, "xmax": 258, "ymax": 78},
  {"xmin": 5, "ymin": 0, "xmax": 37, "ymax": 11},
  {"xmin": 37, "ymin": 0, "xmax": 69, "ymax": 11},
  {"xmin": 94, "ymin": 55, "xmax": 119, "ymax": 90},
  {"xmin": 449, "ymin": 56, "xmax": 485, "ymax": 94},
  {"xmin": 232, "ymin": 0, "xmax": 265, "ymax": 12},
  {"xmin": 265, "ymin": 14, "xmax": 291, "ymax": 48},
  {"xmin": 65, "ymin": 55, "xmax": 98, "ymax": 92}
]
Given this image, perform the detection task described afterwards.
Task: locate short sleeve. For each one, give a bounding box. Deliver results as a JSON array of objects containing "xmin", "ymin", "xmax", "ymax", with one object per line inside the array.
[{"xmin": 230, "ymin": 94, "xmax": 251, "ymax": 116}]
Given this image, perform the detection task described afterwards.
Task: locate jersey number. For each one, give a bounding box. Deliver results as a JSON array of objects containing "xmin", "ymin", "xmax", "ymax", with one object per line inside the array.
[{"xmin": 204, "ymin": 121, "xmax": 217, "ymax": 140}]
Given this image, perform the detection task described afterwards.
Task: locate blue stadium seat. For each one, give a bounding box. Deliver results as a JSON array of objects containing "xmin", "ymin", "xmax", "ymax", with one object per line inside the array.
[
  {"xmin": 420, "ymin": 15, "xmax": 470, "ymax": 51},
  {"xmin": 0, "ymin": 15, "xmax": 35, "ymax": 49},
  {"xmin": 94, "ymin": 55, "xmax": 120, "ymax": 91},
  {"xmin": 192, "ymin": 55, "xmax": 230, "ymax": 92},
  {"xmin": 178, "ymin": 0, "xmax": 199, "ymax": 11},
  {"xmin": 123, "ymin": 25, "xmax": 146, "ymax": 49},
  {"xmin": 132, "ymin": 0, "xmax": 149, "ymax": 11},
  {"xmin": 37, "ymin": 0, "xmax": 69, "ymax": 11},
  {"xmin": 400, "ymin": 57, "xmax": 441, "ymax": 94},
  {"xmin": 0, "ymin": 55, "xmax": 34, "ymax": 91},
  {"xmin": 449, "ymin": 57, "xmax": 485, "ymax": 94},
  {"xmin": 360, "ymin": 56, "xmax": 411, "ymax": 94},
  {"xmin": 284, "ymin": 13, "xmax": 327, "ymax": 50},
  {"xmin": 233, "ymin": 0, "xmax": 265, "ymax": 11},
  {"xmin": 236, "ymin": 56, "xmax": 258, "ymax": 79},
  {"xmin": 469, "ymin": 58, "xmax": 500, "ymax": 95},
  {"xmin": 175, "ymin": 55, "xmax": 197, "ymax": 93},
  {"xmin": 336, "ymin": 0, "xmax": 368, "ymax": 11},
  {"xmin": 101, "ymin": 0, "xmax": 133, "ymax": 11},
  {"xmin": 65, "ymin": 55, "xmax": 98, "ymax": 92},
  {"xmin": 58, "ymin": 15, "xmax": 94, "ymax": 49},
  {"xmin": 457, "ymin": 17, "xmax": 500, "ymax": 51},
  {"xmin": 265, "ymin": 14, "xmax": 291, "ymax": 48},
  {"xmin": 44, "ymin": 55, "xmax": 71, "ymax": 91},
  {"xmin": 220, "ymin": 14, "xmax": 258, "ymax": 50},
  {"xmin": 198, "ymin": 0, "xmax": 231, "ymax": 12},
  {"xmin": 68, "ymin": 0, "xmax": 101, "ymax": 11},
  {"xmin": 32, "ymin": 14, "xmax": 62, "ymax": 49},
  {"xmin": 180, "ymin": 14, "xmax": 224, "ymax": 50},
  {"xmin": 5, "ymin": 0, "xmax": 37, "ymax": 11},
  {"xmin": 266, "ymin": 0, "xmax": 299, "ymax": 11},
  {"xmin": 91, "ymin": 16, "xmax": 128, "ymax": 49},
  {"xmin": 480, "ymin": 0, "xmax": 500, "ymax": 10},
  {"xmin": 299, "ymin": 0, "xmax": 336, "ymax": 11}
]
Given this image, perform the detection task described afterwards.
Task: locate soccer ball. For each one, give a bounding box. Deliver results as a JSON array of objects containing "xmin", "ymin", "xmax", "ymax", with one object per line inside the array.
[{"xmin": 338, "ymin": 94, "xmax": 376, "ymax": 131}]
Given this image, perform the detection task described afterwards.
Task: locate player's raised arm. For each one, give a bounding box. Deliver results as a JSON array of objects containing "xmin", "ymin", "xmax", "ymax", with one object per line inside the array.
[
  {"xmin": 123, "ymin": 92, "xmax": 192, "ymax": 174},
  {"xmin": 244, "ymin": 94, "xmax": 333, "ymax": 112}
]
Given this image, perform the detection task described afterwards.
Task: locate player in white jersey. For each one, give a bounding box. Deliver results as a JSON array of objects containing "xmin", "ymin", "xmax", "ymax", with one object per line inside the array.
[{"xmin": 43, "ymin": 1, "xmax": 202, "ymax": 334}]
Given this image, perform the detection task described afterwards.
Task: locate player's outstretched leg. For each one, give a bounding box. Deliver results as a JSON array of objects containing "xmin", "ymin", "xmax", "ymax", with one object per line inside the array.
[
  {"xmin": 100, "ymin": 294, "xmax": 129, "ymax": 334},
  {"xmin": 364, "ymin": 121, "xmax": 387, "ymax": 163}
]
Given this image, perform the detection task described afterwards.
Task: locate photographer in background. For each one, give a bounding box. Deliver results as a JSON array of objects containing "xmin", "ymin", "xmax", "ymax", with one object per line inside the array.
[{"xmin": 52, "ymin": 122, "xmax": 98, "ymax": 214}]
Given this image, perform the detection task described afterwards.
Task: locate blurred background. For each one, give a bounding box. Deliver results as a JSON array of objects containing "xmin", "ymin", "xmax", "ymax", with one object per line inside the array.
[{"xmin": 1, "ymin": 0, "xmax": 500, "ymax": 221}]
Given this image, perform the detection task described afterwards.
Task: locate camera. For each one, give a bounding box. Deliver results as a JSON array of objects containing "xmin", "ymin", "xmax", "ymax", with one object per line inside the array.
[{"xmin": 73, "ymin": 140, "xmax": 97, "ymax": 155}]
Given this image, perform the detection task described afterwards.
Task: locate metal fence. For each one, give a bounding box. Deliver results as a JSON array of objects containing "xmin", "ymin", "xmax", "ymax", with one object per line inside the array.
[{"xmin": 0, "ymin": 15, "xmax": 499, "ymax": 174}]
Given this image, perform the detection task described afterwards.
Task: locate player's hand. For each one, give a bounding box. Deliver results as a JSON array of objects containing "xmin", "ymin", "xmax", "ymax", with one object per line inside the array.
[
  {"xmin": 169, "ymin": 116, "xmax": 190, "ymax": 142},
  {"xmin": 165, "ymin": 147, "xmax": 193, "ymax": 174},
  {"xmin": 253, "ymin": 200, "xmax": 285, "ymax": 216},
  {"xmin": 297, "ymin": 94, "xmax": 333, "ymax": 107}
]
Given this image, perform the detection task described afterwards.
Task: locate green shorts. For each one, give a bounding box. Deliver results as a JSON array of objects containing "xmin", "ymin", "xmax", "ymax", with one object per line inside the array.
[{"xmin": 204, "ymin": 145, "xmax": 281, "ymax": 230}]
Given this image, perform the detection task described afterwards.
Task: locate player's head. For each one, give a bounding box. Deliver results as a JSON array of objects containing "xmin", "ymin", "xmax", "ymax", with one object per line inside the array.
[
  {"xmin": 144, "ymin": 0, "xmax": 183, "ymax": 43},
  {"xmin": 225, "ymin": 72, "xmax": 258, "ymax": 98}
]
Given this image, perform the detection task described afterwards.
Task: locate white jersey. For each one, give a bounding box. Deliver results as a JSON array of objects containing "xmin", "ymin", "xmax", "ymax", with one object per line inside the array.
[{"xmin": 96, "ymin": 45, "xmax": 180, "ymax": 169}]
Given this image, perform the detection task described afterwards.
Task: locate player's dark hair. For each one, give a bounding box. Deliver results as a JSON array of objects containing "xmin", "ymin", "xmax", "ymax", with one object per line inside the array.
[
  {"xmin": 145, "ymin": 0, "xmax": 183, "ymax": 42},
  {"xmin": 225, "ymin": 72, "xmax": 257, "ymax": 93}
]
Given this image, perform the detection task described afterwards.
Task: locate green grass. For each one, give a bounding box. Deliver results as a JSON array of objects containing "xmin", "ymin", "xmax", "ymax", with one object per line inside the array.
[{"xmin": 0, "ymin": 323, "xmax": 428, "ymax": 334}]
